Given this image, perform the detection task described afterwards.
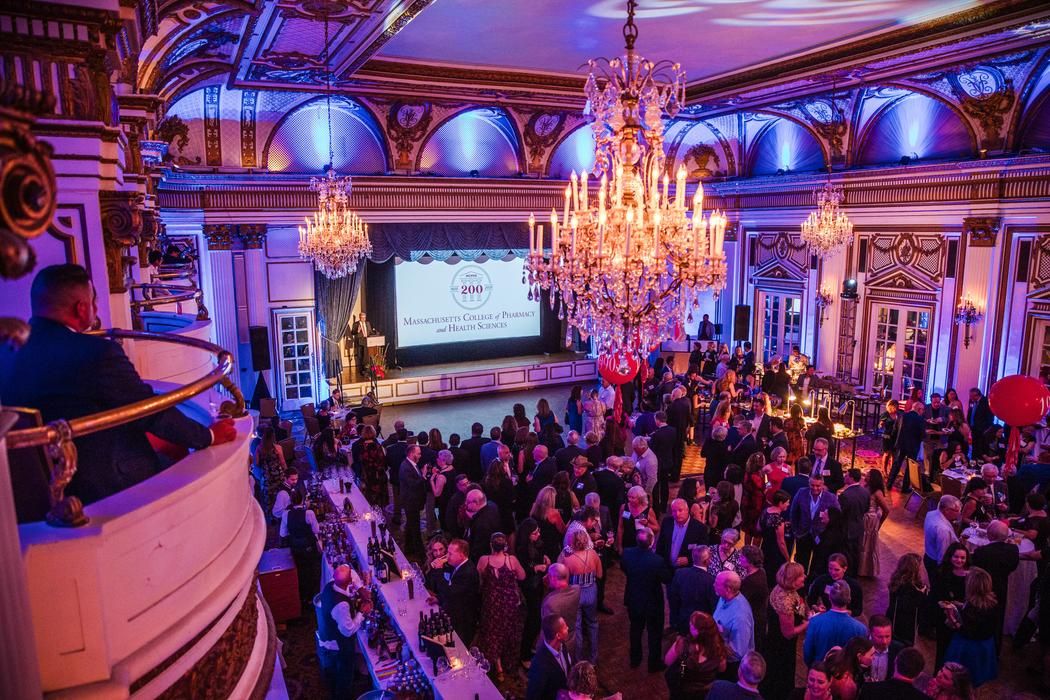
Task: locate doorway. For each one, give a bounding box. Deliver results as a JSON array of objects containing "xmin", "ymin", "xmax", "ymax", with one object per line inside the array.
[
  {"xmin": 756, "ymin": 290, "xmax": 802, "ymax": 363},
  {"xmin": 867, "ymin": 304, "xmax": 932, "ymax": 399},
  {"xmin": 273, "ymin": 308, "xmax": 319, "ymax": 410}
]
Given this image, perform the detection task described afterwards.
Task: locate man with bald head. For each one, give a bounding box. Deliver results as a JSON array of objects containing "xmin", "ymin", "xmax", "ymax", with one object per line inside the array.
[
  {"xmin": 527, "ymin": 443, "xmax": 557, "ymax": 501},
  {"xmin": 972, "ymin": 519, "xmax": 1020, "ymax": 645},
  {"xmin": 713, "ymin": 570, "xmax": 754, "ymax": 679},
  {"xmin": 315, "ymin": 563, "xmax": 372, "ymax": 695},
  {"xmin": 656, "ymin": 497, "xmax": 709, "ymax": 571},
  {"xmin": 463, "ymin": 488, "xmax": 501, "ymax": 560},
  {"xmin": 621, "ymin": 526, "xmax": 671, "ymax": 671},
  {"xmin": 0, "ymin": 264, "xmax": 236, "ymax": 511},
  {"xmin": 541, "ymin": 563, "xmax": 581, "ymax": 653}
]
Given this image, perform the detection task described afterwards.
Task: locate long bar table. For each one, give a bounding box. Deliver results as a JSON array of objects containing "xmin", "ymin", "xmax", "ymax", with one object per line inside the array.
[{"xmin": 322, "ymin": 477, "xmax": 503, "ymax": 700}]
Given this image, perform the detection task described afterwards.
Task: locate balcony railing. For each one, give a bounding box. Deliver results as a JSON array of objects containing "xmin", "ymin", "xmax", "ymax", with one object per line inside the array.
[{"xmin": 129, "ymin": 283, "xmax": 209, "ymax": 330}]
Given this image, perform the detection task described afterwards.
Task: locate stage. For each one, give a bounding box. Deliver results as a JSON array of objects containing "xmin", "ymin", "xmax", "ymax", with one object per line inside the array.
[{"xmin": 332, "ymin": 352, "xmax": 597, "ymax": 406}]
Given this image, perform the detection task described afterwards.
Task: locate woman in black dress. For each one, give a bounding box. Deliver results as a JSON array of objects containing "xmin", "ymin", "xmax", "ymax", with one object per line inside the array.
[
  {"xmin": 886, "ymin": 552, "xmax": 929, "ymax": 645},
  {"xmin": 759, "ymin": 490, "xmax": 791, "ymax": 589},
  {"xmin": 662, "ymin": 611, "xmax": 727, "ymax": 698},
  {"xmin": 931, "ymin": 542, "xmax": 970, "ymax": 667},
  {"xmin": 482, "ymin": 459, "xmax": 516, "ymax": 535},
  {"xmin": 515, "ymin": 518, "xmax": 549, "ymax": 664},
  {"xmin": 706, "ymin": 480, "xmax": 740, "ymax": 545}
]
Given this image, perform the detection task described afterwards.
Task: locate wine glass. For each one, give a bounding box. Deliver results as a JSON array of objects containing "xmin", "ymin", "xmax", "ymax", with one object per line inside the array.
[{"xmin": 436, "ymin": 657, "xmax": 451, "ymax": 676}]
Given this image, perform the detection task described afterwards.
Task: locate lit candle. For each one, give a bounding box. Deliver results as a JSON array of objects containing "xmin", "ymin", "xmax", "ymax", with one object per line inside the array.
[
  {"xmin": 528, "ymin": 212, "xmax": 536, "ymax": 255},
  {"xmin": 692, "ymin": 189, "xmax": 701, "ymax": 223},
  {"xmin": 570, "ymin": 170, "xmax": 579, "ymax": 211},
  {"xmin": 675, "ymin": 165, "xmax": 686, "ymax": 208},
  {"xmin": 662, "ymin": 173, "xmax": 670, "ymax": 206},
  {"xmin": 570, "ymin": 214, "xmax": 578, "ymax": 257},
  {"xmin": 581, "ymin": 171, "xmax": 589, "ymax": 210},
  {"xmin": 563, "ymin": 184, "xmax": 571, "ymax": 227},
  {"xmin": 552, "ymin": 219, "xmax": 559, "ymax": 256},
  {"xmin": 537, "ymin": 224, "xmax": 544, "ymax": 255},
  {"xmin": 550, "ymin": 209, "xmax": 558, "ymax": 252},
  {"xmin": 696, "ymin": 181, "xmax": 704, "ymax": 213}
]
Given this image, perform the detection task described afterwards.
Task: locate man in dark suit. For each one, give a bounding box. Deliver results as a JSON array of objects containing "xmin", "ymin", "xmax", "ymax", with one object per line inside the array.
[
  {"xmin": 655, "ymin": 498, "xmax": 709, "ymax": 571},
  {"xmin": 555, "ymin": 431, "xmax": 586, "ymax": 472},
  {"xmin": 967, "ymin": 387, "xmax": 994, "ymax": 457},
  {"xmin": 809, "ymin": 437, "xmax": 844, "ymax": 493},
  {"xmin": 399, "ymin": 444, "xmax": 427, "ymax": 556},
  {"xmin": 0, "ymin": 264, "xmax": 236, "ymax": 507},
  {"xmin": 867, "ymin": 615, "xmax": 904, "ymax": 683},
  {"xmin": 668, "ymin": 388, "xmax": 693, "ymax": 479},
  {"xmin": 888, "ymin": 400, "xmax": 925, "ymax": 493},
  {"xmin": 527, "ymin": 444, "xmax": 558, "ymax": 502},
  {"xmin": 837, "ymin": 468, "xmax": 871, "ymax": 572},
  {"xmin": 570, "ymin": 459, "xmax": 597, "ymax": 505},
  {"xmin": 789, "ymin": 473, "xmax": 840, "ymax": 575},
  {"xmin": 447, "ymin": 433, "xmax": 470, "ymax": 475},
  {"xmin": 741, "ymin": 341, "xmax": 756, "ymax": 379},
  {"xmin": 972, "ymin": 520, "xmax": 1020, "ymax": 644},
  {"xmin": 384, "ymin": 428, "xmax": 409, "ymax": 524},
  {"xmin": 592, "ymin": 457, "xmax": 626, "ymax": 516},
  {"xmin": 459, "ymin": 422, "xmax": 490, "ymax": 482},
  {"xmin": 348, "ymin": 312, "xmax": 373, "ymax": 373},
  {"xmin": 442, "ymin": 473, "xmax": 471, "ymax": 537},
  {"xmin": 525, "ymin": 614, "xmax": 574, "ymax": 700},
  {"xmin": 729, "ymin": 418, "xmax": 759, "ymax": 470},
  {"xmin": 649, "ymin": 411, "xmax": 677, "ymax": 514},
  {"xmin": 425, "ymin": 538, "xmax": 480, "ymax": 645},
  {"xmin": 858, "ymin": 646, "xmax": 929, "ymax": 700},
  {"xmin": 794, "ymin": 364, "xmax": 819, "ymax": 398},
  {"xmin": 668, "ymin": 545, "xmax": 718, "ymax": 634},
  {"xmin": 698, "ymin": 314, "xmax": 716, "ymax": 341},
  {"xmin": 463, "ymin": 488, "xmax": 502, "ymax": 561},
  {"xmin": 780, "ymin": 457, "xmax": 811, "ymax": 500},
  {"xmin": 621, "ymin": 527, "xmax": 671, "ymax": 671},
  {"xmin": 764, "ymin": 416, "xmax": 789, "ymax": 459},
  {"xmin": 749, "ymin": 394, "xmax": 773, "ymax": 446}
]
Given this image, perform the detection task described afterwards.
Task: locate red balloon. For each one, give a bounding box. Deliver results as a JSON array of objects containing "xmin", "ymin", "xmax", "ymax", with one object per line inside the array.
[
  {"xmin": 598, "ymin": 353, "xmax": 640, "ymax": 385},
  {"xmin": 988, "ymin": 374, "xmax": 1050, "ymax": 426}
]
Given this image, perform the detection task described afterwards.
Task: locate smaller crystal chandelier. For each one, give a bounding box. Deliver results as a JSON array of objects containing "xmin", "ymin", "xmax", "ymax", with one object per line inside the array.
[
  {"xmin": 954, "ymin": 297, "xmax": 984, "ymax": 349},
  {"xmin": 814, "ymin": 287, "xmax": 834, "ymax": 325},
  {"xmin": 298, "ymin": 9, "xmax": 370, "ymax": 279},
  {"xmin": 801, "ymin": 179, "xmax": 853, "ymax": 258}
]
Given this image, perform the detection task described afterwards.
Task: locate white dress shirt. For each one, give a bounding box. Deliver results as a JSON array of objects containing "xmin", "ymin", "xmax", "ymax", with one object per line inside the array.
[
  {"xmin": 279, "ymin": 506, "xmax": 320, "ymax": 538},
  {"xmin": 923, "ymin": 509, "xmax": 958, "ymax": 563},
  {"xmin": 318, "ymin": 574, "xmax": 365, "ymax": 650}
]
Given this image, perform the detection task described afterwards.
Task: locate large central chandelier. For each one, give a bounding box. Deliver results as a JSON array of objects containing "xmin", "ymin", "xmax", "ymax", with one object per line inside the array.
[
  {"xmin": 801, "ymin": 179, "xmax": 853, "ymax": 258},
  {"xmin": 298, "ymin": 10, "xmax": 370, "ymax": 279},
  {"xmin": 525, "ymin": 0, "xmax": 728, "ymax": 359}
]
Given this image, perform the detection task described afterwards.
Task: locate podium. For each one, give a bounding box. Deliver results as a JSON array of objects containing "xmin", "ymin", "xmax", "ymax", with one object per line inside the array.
[{"xmin": 364, "ymin": 334, "xmax": 387, "ymax": 393}]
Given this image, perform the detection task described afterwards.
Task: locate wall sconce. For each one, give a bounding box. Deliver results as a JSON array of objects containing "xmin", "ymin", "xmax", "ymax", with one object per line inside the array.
[
  {"xmin": 954, "ymin": 297, "xmax": 984, "ymax": 348},
  {"xmin": 814, "ymin": 287, "xmax": 834, "ymax": 325}
]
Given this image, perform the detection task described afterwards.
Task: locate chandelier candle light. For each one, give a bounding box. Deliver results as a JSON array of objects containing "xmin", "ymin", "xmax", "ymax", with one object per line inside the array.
[
  {"xmin": 525, "ymin": 0, "xmax": 728, "ymax": 359},
  {"xmin": 801, "ymin": 180, "xmax": 853, "ymax": 258},
  {"xmin": 954, "ymin": 297, "xmax": 984, "ymax": 349},
  {"xmin": 297, "ymin": 9, "xmax": 370, "ymax": 279}
]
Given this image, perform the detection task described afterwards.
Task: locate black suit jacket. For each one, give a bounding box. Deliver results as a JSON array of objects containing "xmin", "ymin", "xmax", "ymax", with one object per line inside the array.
[
  {"xmin": 384, "ymin": 441, "xmax": 408, "ymax": 485},
  {"xmin": 525, "ymin": 641, "xmax": 573, "ymax": 700},
  {"xmin": 399, "ymin": 459, "xmax": 427, "ymax": 509},
  {"xmin": 780, "ymin": 474, "xmax": 808, "ymax": 499},
  {"xmin": 0, "ymin": 317, "xmax": 212, "ymax": 505},
  {"xmin": 765, "ymin": 430, "xmax": 789, "ymax": 459},
  {"xmin": 655, "ymin": 516, "xmax": 709, "ymax": 569},
  {"xmin": 858, "ymin": 678, "xmax": 929, "ymax": 700},
  {"xmin": 895, "ymin": 411, "xmax": 925, "ymax": 458},
  {"xmin": 555, "ymin": 444, "xmax": 586, "ymax": 472},
  {"xmin": 621, "ymin": 546, "xmax": 671, "ymax": 613},
  {"xmin": 701, "ymin": 440, "xmax": 730, "ymax": 489},
  {"xmin": 809, "ymin": 453, "xmax": 844, "ymax": 492},
  {"xmin": 465, "ymin": 502, "xmax": 502, "ymax": 561},
  {"xmin": 649, "ymin": 425, "xmax": 677, "ymax": 473},
  {"xmin": 668, "ymin": 397, "xmax": 693, "ymax": 440},
  {"xmin": 528, "ymin": 457, "xmax": 558, "ymax": 501},
  {"xmin": 593, "ymin": 467, "xmax": 626, "ymax": 514},
  {"xmin": 838, "ymin": 484, "xmax": 871, "ymax": 539},
  {"xmin": 730, "ymin": 434, "xmax": 758, "ymax": 468},
  {"xmin": 868, "ymin": 641, "xmax": 905, "ymax": 682},
  {"xmin": 972, "ymin": 541, "xmax": 1020, "ymax": 611},
  {"xmin": 967, "ymin": 396, "xmax": 994, "ymax": 433},
  {"xmin": 667, "ymin": 566, "xmax": 718, "ymax": 634},
  {"xmin": 459, "ymin": 436, "xmax": 489, "ymax": 482},
  {"xmin": 429, "ymin": 560, "xmax": 480, "ymax": 645}
]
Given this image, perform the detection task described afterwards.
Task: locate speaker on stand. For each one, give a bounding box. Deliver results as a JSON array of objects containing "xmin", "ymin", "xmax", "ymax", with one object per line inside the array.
[
  {"xmin": 248, "ymin": 325, "xmax": 272, "ymax": 410},
  {"xmin": 733, "ymin": 305, "xmax": 751, "ymax": 343}
]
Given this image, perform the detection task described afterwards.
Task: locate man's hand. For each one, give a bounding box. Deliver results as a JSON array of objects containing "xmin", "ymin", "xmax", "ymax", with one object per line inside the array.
[{"xmin": 209, "ymin": 417, "xmax": 237, "ymax": 445}]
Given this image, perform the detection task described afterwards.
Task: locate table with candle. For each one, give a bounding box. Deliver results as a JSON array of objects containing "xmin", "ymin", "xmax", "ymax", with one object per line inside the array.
[{"xmin": 319, "ymin": 470, "xmax": 503, "ymax": 699}]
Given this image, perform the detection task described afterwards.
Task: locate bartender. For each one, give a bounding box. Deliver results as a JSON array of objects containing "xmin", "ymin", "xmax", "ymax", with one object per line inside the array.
[{"xmin": 315, "ymin": 564, "xmax": 372, "ymax": 698}]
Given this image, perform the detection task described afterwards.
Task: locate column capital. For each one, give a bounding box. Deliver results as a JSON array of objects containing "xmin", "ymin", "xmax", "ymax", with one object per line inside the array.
[
  {"xmin": 237, "ymin": 224, "xmax": 268, "ymax": 250},
  {"xmin": 203, "ymin": 224, "xmax": 234, "ymax": 251},
  {"xmin": 724, "ymin": 221, "xmax": 740, "ymax": 243},
  {"xmin": 99, "ymin": 190, "xmax": 145, "ymax": 293},
  {"xmin": 963, "ymin": 216, "xmax": 1001, "ymax": 248}
]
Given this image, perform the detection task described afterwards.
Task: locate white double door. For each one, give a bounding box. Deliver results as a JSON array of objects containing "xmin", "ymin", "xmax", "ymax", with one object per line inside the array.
[
  {"xmin": 273, "ymin": 308, "xmax": 319, "ymax": 410},
  {"xmin": 757, "ymin": 290, "xmax": 802, "ymax": 363},
  {"xmin": 868, "ymin": 303, "xmax": 931, "ymax": 399}
]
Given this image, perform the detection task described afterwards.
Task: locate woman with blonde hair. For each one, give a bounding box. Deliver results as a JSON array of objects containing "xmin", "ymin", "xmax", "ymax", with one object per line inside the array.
[
  {"xmin": 711, "ymin": 398, "xmax": 733, "ymax": 431},
  {"xmin": 943, "ymin": 567, "xmax": 998, "ymax": 687},
  {"xmin": 926, "ymin": 662, "xmax": 974, "ymax": 700},
  {"xmin": 617, "ymin": 485, "xmax": 660, "ymax": 554},
  {"xmin": 715, "ymin": 370, "xmax": 739, "ymax": 400},
  {"xmin": 530, "ymin": 485, "xmax": 566, "ymax": 563},
  {"xmin": 559, "ymin": 528, "xmax": 603, "ymax": 664},
  {"xmin": 582, "ymin": 388, "xmax": 607, "ymax": 441},
  {"xmin": 764, "ymin": 561, "xmax": 810, "ymax": 697}
]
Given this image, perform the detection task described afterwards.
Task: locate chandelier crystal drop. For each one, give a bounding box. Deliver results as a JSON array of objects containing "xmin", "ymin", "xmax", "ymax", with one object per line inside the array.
[
  {"xmin": 297, "ymin": 9, "xmax": 369, "ymax": 279},
  {"xmin": 299, "ymin": 167, "xmax": 371, "ymax": 279},
  {"xmin": 524, "ymin": 0, "xmax": 728, "ymax": 360},
  {"xmin": 801, "ymin": 180, "xmax": 853, "ymax": 258}
]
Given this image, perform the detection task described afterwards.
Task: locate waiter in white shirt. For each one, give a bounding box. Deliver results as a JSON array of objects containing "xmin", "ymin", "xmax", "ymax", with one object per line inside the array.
[{"xmin": 315, "ymin": 564, "xmax": 372, "ymax": 696}]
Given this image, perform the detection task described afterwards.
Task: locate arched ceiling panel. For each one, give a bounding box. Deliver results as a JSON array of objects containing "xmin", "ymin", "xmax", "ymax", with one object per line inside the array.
[
  {"xmin": 159, "ymin": 88, "xmax": 206, "ymax": 166},
  {"xmin": 265, "ymin": 97, "xmax": 387, "ymax": 174},
  {"xmin": 1019, "ymin": 91, "xmax": 1050, "ymax": 151},
  {"xmin": 856, "ymin": 91, "xmax": 973, "ymax": 166},
  {"xmin": 671, "ymin": 120, "xmax": 730, "ymax": 179},
  {"xmin": 548, "ymin": 124, "xmax": 596, "ymax": 179},
  {"xmin": 748, "ymin": 117, "xmax": 824, "ymax": 176},
  {"xmin": 418, "ymin": 108, "xmax": 521, "ymax": 177}
]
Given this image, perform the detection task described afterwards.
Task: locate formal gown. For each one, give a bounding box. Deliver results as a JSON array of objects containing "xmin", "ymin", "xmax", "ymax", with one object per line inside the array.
[
  {"xmin": 583, "ymin": 399, "xmax": 607, "ymax": 440},
  {"xmin": 259, "ymin": 449, "xmax": 284, "ymax": 514},
  {"xmin": 476, "ymin": 558, "xmax": 524, "ymax": 672},
  {"xmin": 857, "ymin": 501, "xmax": 882, "ymax": 577},
  {"xmin": 566, "ymin": 398, "xmax": 583, "ymax": 434},
  {"xmin": 762, "ymin": 585, "xmax": 807, "ymax": 698},
  {"xmin": 759, "ymin": 509, "xmax": 788, "ymax": 588}
]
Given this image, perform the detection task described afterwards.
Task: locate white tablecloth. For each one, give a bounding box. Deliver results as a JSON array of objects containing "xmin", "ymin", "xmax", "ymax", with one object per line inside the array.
[
  {"xmin": 962, "ymin": 528, "xmax": 1037, "ymax": 635},
  {"xmin": 323, "ymin": 480, "xmax": 503, "ymax": 700}
]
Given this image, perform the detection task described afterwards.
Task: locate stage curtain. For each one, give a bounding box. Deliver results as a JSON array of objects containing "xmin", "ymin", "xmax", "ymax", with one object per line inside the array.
[
  {"xmin": 367, "ymin": 222, "xmax": 529, "ymax": 262},
  {"xmin": 314, "ymin": 268, "xmax": 361, "ymax": 379}
]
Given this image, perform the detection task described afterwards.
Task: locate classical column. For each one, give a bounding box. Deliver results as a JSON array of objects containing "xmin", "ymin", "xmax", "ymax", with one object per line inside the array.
[
  {"xmin": 815, "ymin": 246, "xmax": 848, "ymax": 374},
  {"xmin": 238, "ymin": 225, "xmax": 272, "ymax": 393},
  {"xmin": 203, "ymin": 224, "xmax": 239, "ymax": 381},
  {"xmin": 952, "ymin": 217, "xmax": 1003, "ymax": 391}
]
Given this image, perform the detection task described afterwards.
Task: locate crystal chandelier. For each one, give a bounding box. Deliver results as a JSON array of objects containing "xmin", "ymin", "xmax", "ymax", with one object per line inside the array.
[
  {"xmin": 524, "ymin": 0, "xmax": 728, "ymax": 359},
  {"xmin": 297, "ymin": 10, "xmax": 370, "ymax": 279},
  {"xmin": 801, "ymin": 180, "xmax": 853, "ymax": 258}
]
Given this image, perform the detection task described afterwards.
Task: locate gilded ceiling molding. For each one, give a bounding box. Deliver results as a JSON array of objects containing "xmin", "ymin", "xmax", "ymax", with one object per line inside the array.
[
  {"xmin": 964, "ymin": 217, "xmax": 1002, "ymax": 247},
  {"xmin": 203, "ymin": 85, "xmax": 222, "ymax": 166},
  {"xmin": 99, "ymin": 191, "xmax": 145, "ymax": 293},
  {"xmin": 237, "ymin": 223, "xmax": 267, "ymax": 249},
  {"xmin": 376, "ymin": 99, "xmax": 433, "ymax": 172}
]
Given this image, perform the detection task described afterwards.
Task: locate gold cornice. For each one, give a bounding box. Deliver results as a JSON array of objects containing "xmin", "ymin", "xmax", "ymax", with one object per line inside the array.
[{"xmin": 357, "ymin": 59, "xmax": 586, "ymax": 93}]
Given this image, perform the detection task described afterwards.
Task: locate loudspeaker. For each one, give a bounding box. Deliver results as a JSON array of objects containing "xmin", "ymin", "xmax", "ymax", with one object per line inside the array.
[
  {"xmin": 733, "ymin": 305, "xmax": 751, "ymax": 342},
  {"xmin": 714, "ymin": 323, "xmax": 723, "ymax": 336},
  {"xmin": 249, "ymin": 325, "xmax": 272, "ymax": 371}
]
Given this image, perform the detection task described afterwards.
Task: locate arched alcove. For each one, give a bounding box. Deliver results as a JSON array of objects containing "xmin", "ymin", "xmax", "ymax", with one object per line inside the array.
[
  {"xmin": 855, "ymin": 91, "xmax": 973, "ymax": 166},
  {"xmin": 264, "ymin": 96, "xmax": 387, "ymax": 174},
  {"xmin": 671, "ymin": 120, "xmax": 730, "ymax": 178},
  {"xmin": 1018, "ymin": 88, "xmax": 1050, "ymax": 151},
  {"xmin": 417, "ymin": 108, "xmax": 521, "ymax": 177},
  {"xmin": 547, "ymin": 124, "xmax": 596, "ymax": 179},
  {"xmin": 748, "ymin": 117, "xmax": 825, "ymax": 176}
]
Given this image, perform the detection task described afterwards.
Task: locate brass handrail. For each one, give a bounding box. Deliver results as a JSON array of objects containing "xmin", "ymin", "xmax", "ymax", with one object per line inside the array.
[
  {"xmin": 5, "ymin": 329, "xmax": 247, "ymax": 526},
  {"xmin": 129, "ymin": 283, "xmax": 209, "ymax": 323},
  {"xmin": 150, "ymin": 270, "xmax": 196, "ymax": 281}
]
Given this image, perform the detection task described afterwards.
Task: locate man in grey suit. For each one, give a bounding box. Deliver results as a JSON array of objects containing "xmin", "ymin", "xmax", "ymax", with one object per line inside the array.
[
  {"xmin": 541, "ymin": 563, "xmax": 581, "ymax": 654},
  {"xmin": 399, "ymin": 444, "xmax": 426, "ymax": 557},
  {"xmin": 837, "ymin": 468, "xmax": 871, "ymax": 573}
]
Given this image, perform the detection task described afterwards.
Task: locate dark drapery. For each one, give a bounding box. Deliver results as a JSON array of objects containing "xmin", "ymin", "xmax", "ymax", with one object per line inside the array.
[
  {"xmin": 313, "ymin": 267, "xmax": 362, "ymax": 379},
  {"xmin": 367, "ymin": 222, "xmax": 530, "ymax": 262}
]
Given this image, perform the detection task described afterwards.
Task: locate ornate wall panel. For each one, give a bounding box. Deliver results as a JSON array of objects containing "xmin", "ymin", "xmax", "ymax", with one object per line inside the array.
[
  {"xmin": 751, "ymin": 232, "xmax": 809, "ymax": 282},
  {"xmin": 865, "ymin": 231, "xmax": 947, "ymax": 294}
]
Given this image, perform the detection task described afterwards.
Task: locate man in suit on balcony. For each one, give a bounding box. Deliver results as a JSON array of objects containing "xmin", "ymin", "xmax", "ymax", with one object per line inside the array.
[{"xmin": 0, "ymin": 264, "xmax": 236, "ymax": 507}]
